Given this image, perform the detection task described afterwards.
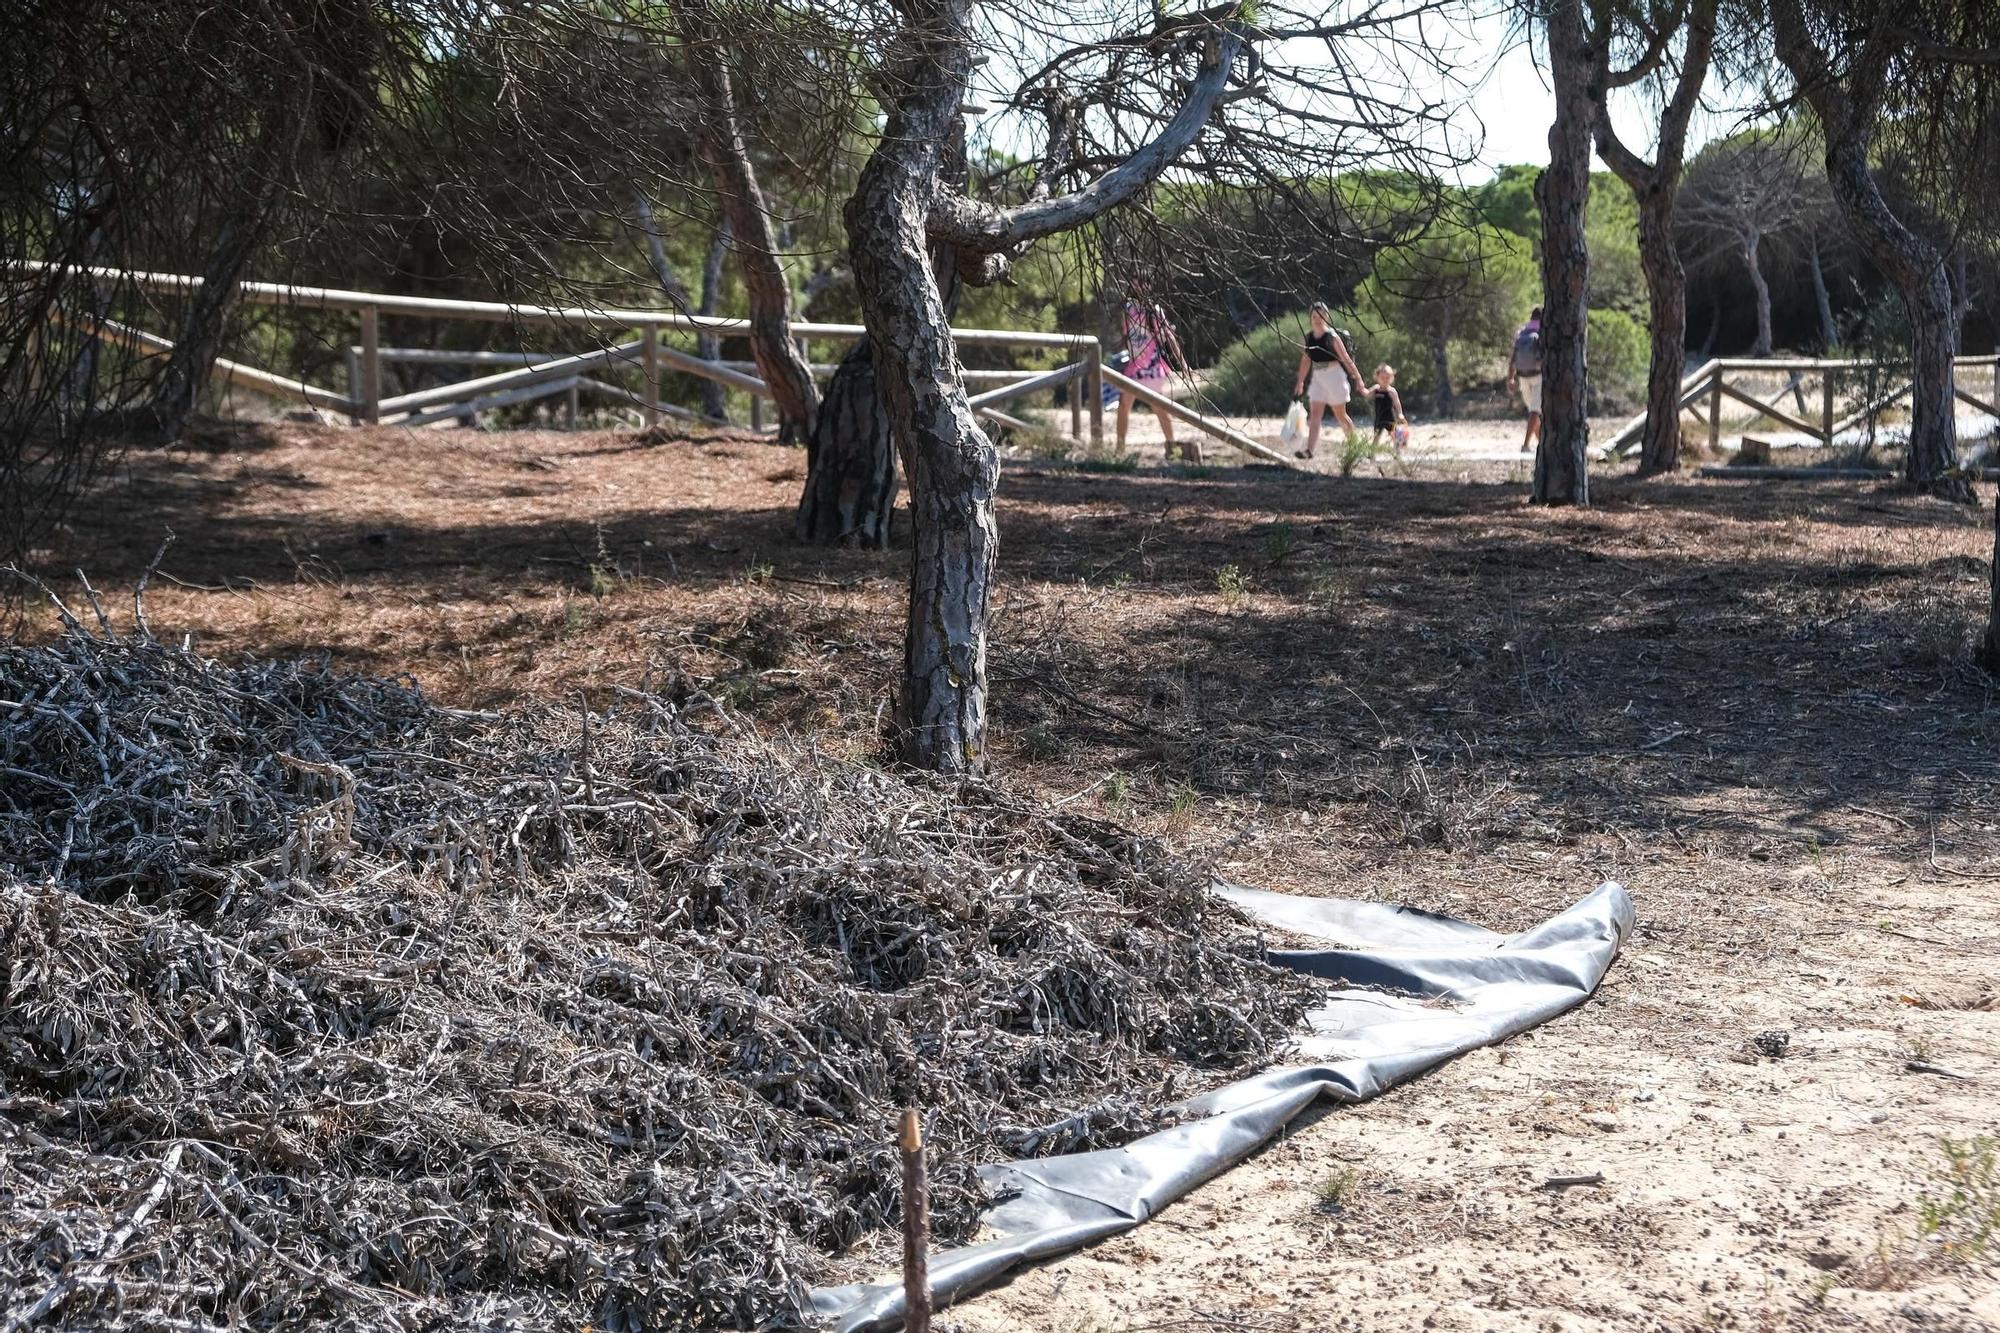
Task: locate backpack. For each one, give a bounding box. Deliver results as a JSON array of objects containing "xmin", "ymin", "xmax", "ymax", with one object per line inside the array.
[
  {"xmin": 1335, "ymin": 328, "xmax": 1358, "ymax": 368},
  {"xmin": 1513, "ymin": 325, "xmax": 1544, "ymax": 377}
]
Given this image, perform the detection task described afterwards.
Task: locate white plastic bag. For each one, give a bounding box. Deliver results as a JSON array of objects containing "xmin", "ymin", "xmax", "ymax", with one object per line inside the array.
[{"xmin": 1278, "ymin": 401, "xmax": 1307, "ymax": 448}]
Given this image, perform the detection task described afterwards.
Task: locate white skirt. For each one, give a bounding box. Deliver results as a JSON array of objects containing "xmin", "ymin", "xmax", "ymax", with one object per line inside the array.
[{"xmin": 1308, "ymin": 363, "xmax": 1348, "ymax": 406}]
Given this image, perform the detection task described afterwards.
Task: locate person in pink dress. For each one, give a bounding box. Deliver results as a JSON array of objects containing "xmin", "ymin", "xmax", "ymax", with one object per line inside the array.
[{"xmin": 1116, "ymin": 283, "xmax": 1198, "ymax": 461}]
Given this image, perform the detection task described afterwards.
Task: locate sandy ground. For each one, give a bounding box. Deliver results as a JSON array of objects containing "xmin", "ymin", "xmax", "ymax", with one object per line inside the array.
[{"xmin": 19, "ymin": 416, "xmax": 2000, "ymax": 1333}]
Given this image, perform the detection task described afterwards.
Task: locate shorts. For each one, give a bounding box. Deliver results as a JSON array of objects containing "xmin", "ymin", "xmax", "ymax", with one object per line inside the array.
[
  {"xmin": 1519, "ymin": 374, "xmax": 1543, "ymax": 414},
  {"xmin": 1308, "ymin": 363, "xmax": 1348, "ymax": 406}
]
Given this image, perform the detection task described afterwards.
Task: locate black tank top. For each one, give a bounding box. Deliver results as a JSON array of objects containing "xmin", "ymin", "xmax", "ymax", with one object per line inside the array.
[
  {"xmin": 1371, "ymin": 385, "xmax": 1396, "ymax": 429},
  {"xmin": 1303, "ymin": 331, "xmax": 1340, "ymax": 365}
]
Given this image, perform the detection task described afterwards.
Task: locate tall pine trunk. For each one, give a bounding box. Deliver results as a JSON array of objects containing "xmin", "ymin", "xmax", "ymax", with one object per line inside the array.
[
  {"xmin": 1823, "ymin": 137, "xmax": 1963, "ymax": 495},
  {"xmin": 1634, "ymin": 190, "xmax": 1687, "ymax": 474},
  {"xmin": 1533, "ymin": 0, "xmax": 1595, "ymax": 506},
  {"xmin": 845, "ymin": 12, "xmax": 994, "ymax": 771},
  {"xmin": 691, "ymin": 57, "xmax": 818, "ymax": 445},
  {"xmin": 1743, "ymin": 230, "xmax": 1774, "ymax": 357}
]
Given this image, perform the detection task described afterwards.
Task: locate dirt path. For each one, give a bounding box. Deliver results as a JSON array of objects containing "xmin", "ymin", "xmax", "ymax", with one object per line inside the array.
[{"xmin": 25, "ymin": 418, "xmax": 2000, "ymax": 1332}]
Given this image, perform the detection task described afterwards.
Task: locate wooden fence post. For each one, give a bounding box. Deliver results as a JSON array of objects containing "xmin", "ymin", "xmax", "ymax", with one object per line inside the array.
[
  {"xmin": 643, "ymin": 325, "xmax": 660, "ymax": 426},
  {"xmin": 900, "ymin": 1108, "xmax": 931, "ymax": 1333},
  {"xmin": 1085, "ymin": 343, "xmax": 1104, "ymax": 449},
  {"xmin": 1707, "ymin": 371, "xmax": 1722, "ymax": 454},
  {"xmin": 359, "ymin": 306, "xmax": 381, "ymax": 425},
  {"xmin": 1822, "ymin": 367, "xmax": 1835, "ymax": 446},
  {"xmin": 750, "ymin": 394, "xmax": 764, "ymax": 432},
  {"xmin": 1068, "ymin": 369, "xmax": 1082, "ymax": 441},
  {"xmin": 564, "ymin": 383, "xmax": 579, "ymax": 430}
]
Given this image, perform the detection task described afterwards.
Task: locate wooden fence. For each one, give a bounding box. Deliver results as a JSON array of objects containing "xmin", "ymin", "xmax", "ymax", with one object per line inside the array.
[
  {"xmin": 1609, "ymin": 355, "xmax": 2000, "ymax": 457},
  {"xmin": 27, "ymin": 264, "xmax": 1298, "ymax": 465}
]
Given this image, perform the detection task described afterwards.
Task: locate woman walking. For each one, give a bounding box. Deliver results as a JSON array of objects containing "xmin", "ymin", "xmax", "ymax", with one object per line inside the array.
[
  {"xmin": 1291, "ymin": 302, "xmax": 1364, "ymax": 459},
  {"xmin": 1116, "ymin": 284, "xmax": 1198, "ymax": 462}
]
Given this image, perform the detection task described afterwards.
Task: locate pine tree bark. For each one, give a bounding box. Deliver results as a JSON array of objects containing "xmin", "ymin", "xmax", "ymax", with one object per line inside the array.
[
  {"xmin": 1823, "ymin": 135, "xmax": 1963, "ymax": 494},
  {"xmin": 690, "ymin": 56, "xmax": 818, "ymax": 445},
  {"xmin": 1743, "ymin": 230, "xmax": 1774, "ymax": 357},
  {"xmin": 1633, "ymin": 192, "xmax": 1688, "ymax": 474},
  {"xmin": 1771, "ymin": 0, "xmax": 1965, "ymax": 498},
  {"xmin": 1590, "ymin": 0, "xmax": 1710, "ymax": 478},
  {"xmin": 1534, "ymin": 0, "xmax": 1596, "ymax": 506},
  {"xmin": 796, "ymin": 336, "xmax": 898, "ymax": 547},
  {"xmin": 845, "ymin": 9, "xmax": 995, "ymax": 772}
]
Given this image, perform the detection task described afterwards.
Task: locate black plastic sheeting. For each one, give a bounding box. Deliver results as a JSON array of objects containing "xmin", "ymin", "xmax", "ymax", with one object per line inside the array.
[{"xmin": 812, "ymin": 880, "xmax": 1633, "ymax": 1332}]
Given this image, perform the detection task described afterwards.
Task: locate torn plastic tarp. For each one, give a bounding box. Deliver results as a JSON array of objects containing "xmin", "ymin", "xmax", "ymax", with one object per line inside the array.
[{"xmin": 811, "ymin": 880, "xmax": 1633, "ymax": 1332}]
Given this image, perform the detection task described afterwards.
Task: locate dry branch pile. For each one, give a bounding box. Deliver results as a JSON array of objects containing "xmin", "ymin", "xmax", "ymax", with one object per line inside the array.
[{"xmin": 0, "ymin": 624, "xmax": 1312, "ymax": 1331}]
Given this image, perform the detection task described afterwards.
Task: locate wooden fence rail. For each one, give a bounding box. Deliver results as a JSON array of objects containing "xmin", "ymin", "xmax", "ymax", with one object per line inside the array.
[
  {"xmin": 1612, "ymin": 354, "xmax": 2000, "ymax": 457},
  {"xmin": 28, "ymin": 262, "xmax": 1110, "ymax": 444}
]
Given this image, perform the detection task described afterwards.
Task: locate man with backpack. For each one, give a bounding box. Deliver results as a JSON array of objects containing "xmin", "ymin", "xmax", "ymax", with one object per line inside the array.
[{"xmin": 1506, "ymin": 307, "xmax": 1544, "ymax": 455}]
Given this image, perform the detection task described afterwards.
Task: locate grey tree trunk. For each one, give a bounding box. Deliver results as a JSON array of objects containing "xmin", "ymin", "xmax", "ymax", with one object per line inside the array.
[
  {"xmin": 1743, "ymin": 230, "xmax": 1774, "ymax": 357},
  {"xmin": 1533, "ymin": 0, "xmax": 1595, "ymax": 506},
  {"xmin": 1823, "ymin": 136, "xmax": 1963, "ymax": 494},
  {"xmin": 1634, "ymin": 192, "xmax": 1688, "ymax": 474},
  {"xmin": 149, "ymin": 211, "xmax": 265, "ymax": 442},
  {"xmin": 1772, "ymin": 0, "xmax": 1964, "ymax": 498},
  {"xmin": 691, "ymin": 57, "xmax": 818, "ymax": 445},
  {"xmin": 844, "ymin": 10, "xmax": 994, "ymax": 772},
  {"xmin": 1809, "ymin": 240, "xmax": 1839, "ymax": 351},
  {"xmin": 633, "ymin": 188, "xmax": 729, "ymax": 421}
]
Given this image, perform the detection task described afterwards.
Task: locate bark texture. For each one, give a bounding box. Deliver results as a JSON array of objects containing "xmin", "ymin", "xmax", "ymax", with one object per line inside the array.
[
  {"xmin": 1743, "ymin": 230, "xmax": 1774, "ymax": 357},
  {"xmin": 1591, "ymin": 0, "xmax": 1712, "ymax": 476},
  {"xmin": 1633, "ymin": 193, "xmax": 1689, "ymax": 473},
  {"xmin": 1771, "ymin": 0, "xmax": 1964, "ymax": 498},
  {"xmin": 1534, "ymin": 0, "xmax": 1596, "ymax": 506},
  {"xmin": 691, "ymin": 56, "xmax": 818, "ymax": 445},
  {"xmin": 796, "ymin": 337, "xmax": 898, "ymax": 548},
  {"xmin": 846, "ymin": 4, "xmax": 995, "ymax": 772}
]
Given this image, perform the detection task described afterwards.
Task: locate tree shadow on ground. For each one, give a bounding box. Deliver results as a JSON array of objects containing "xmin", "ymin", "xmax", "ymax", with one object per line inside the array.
[{"xmin": 26, "ymin": 430, "xmax": 2000, "ymax": 883}]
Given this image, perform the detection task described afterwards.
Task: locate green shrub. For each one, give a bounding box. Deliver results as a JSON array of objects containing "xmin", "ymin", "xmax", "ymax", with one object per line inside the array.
[
  {"xmin": 1586, "ymin": 307, "xmax": 1649, "ymax": 414},
  {"xmin": 1205, "ymin": 316, "xmax": 1312, "ymax": 416}
]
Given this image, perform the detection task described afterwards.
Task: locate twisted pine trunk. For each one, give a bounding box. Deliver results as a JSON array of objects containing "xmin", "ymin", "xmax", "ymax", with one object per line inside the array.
[
  {"xmin": 1743, "ymin": 230, "xmax": 1774, "ymax": 358},
  {"xmin": 1634, "ymin": 191, "xmax": 1687, "ymax": 474},
  {"xmin": 845, "ymin": 16, "xmax": 994, "ymax": 771},
  {"xmin": 1533, "ymin": 0, "xmax": 1595, "ymax": 506},
  {"xmin": 692, "ymin": 58, "xmax": 818, "ymax": 445},
  {"xmin": 1824, "ymin": 135, "xmax": 1963, "ymax": 496}
]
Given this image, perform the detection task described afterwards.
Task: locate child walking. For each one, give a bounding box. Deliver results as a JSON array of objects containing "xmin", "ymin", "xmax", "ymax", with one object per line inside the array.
[{"xmin": 1369, "ymin": 364, "xmax": 1407, "ymax": 456}]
